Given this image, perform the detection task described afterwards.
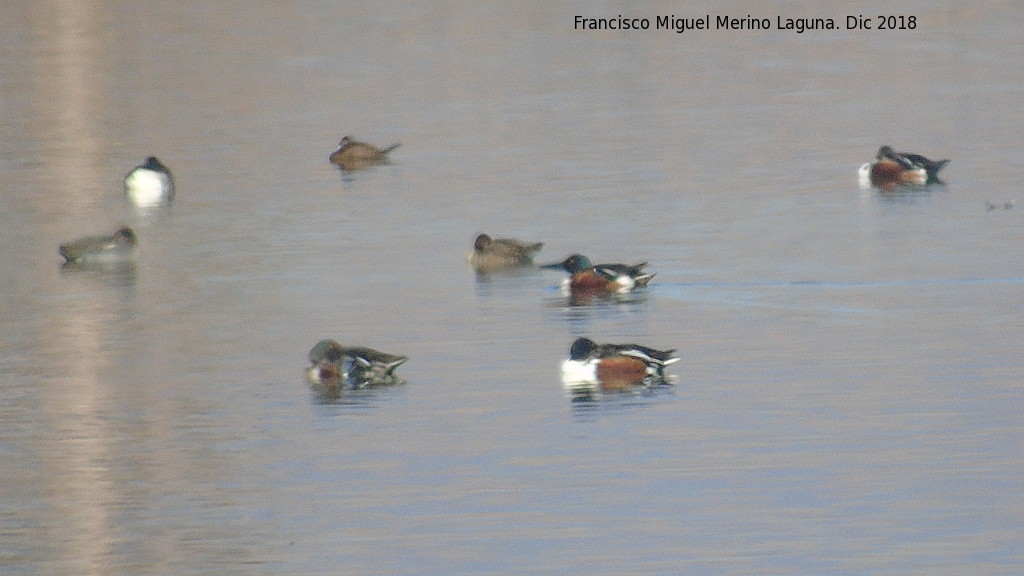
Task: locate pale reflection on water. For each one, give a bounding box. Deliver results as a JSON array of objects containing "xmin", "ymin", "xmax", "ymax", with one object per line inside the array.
[{"xmin": 2, "ymin": 1, "xmax": 1023, "ymax": 575}]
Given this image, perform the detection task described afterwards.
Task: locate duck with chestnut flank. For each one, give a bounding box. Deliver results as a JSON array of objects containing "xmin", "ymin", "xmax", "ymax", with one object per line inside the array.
[
  {"xmin": 561, "ymin": 337, "xmax": 678, "ymax": 392},
  {"xmin": 859, "ymin": 145, "xmax": 949, "ymax": 189},
  {"xmin": 541, "ymin": 253, "xmax": 654, "ymax": 296}
]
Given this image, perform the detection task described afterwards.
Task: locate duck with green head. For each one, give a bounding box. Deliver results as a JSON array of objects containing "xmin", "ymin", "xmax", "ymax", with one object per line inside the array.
[
  {"xmin": 541, "ymin": 253, "xmax": 654, "ymax": 297},
  {"xmin": 562, "ymin": 337, "xmax": 678, "ymax": 392},
  {"xmin": 59, "ymin": 226, "xmax": 138, "ymax": 264}
]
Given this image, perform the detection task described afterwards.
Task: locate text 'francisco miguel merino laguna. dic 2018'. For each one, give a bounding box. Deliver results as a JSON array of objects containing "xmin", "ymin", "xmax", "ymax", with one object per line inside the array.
[{"xmin": 573, "ymin": 14, "xmax": 918, "ymax": 34}]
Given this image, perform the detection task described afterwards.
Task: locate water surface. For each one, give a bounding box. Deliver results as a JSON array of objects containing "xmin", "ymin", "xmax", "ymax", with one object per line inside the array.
[{"xmin": 1, "ymin": 2, "xmax": 1022, "ymax": 575}]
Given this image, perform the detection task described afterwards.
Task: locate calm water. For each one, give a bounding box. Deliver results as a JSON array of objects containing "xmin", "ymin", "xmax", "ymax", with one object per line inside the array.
[{"xmin": 2, "ymin": 2, "xmax": 1022, "ymax": 575}]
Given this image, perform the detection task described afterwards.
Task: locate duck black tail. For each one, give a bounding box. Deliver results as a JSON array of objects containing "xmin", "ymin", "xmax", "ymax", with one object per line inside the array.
[
  {"xmin": 930, "ymin": 159, "xmax": 950, "ymax": 174},
  {"xmin": 925, "ymin": 159, "xmax": 949, "ymax": 183}
]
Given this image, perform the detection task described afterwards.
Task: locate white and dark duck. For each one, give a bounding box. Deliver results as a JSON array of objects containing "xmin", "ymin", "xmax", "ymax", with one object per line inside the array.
[
  {"xmin": 561, "ymin": 336, "xmax": 678, "ymax": 393},
  {"xmin": 124, "ymin": 156, "xmax": 175, "ymax": 207},
  {"xmin": 541, "ymin": 254, "xmax": 654, "ymax": 297}
]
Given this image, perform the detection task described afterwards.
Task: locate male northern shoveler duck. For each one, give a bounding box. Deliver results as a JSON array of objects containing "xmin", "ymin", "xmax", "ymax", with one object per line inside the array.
[
  {"xmin": 876, "ymin": 146, "xmax": 949, "ymax": 184},
  {"xmin": 124, "ymin": 156, "xmax": 175, "ymax": 207},
  {"xmin": 561, "ymin": 337, "xmax": 678, "ymax": 391},
  {"xmin": 306, "ymin": 339, "xmax": 408, "ymax": 387},
  {"xmin": 541, "ymin": 253, "xmax": 654, "ymax": 296},
  {"xmin": 859, "ymin": 156, "xmax": 926, "ymax": 189},
  {"xmin": 859, "ymin": 145, "xmax": 949, "ymax": 189},
  {"xmin": 59, "ymin": 226, "xmax": 138, "ymax": 264},
  {"xmin": 467, "ymin": 233, "xmax": 544, "ymax": 271},
  {"xmin": 329, "ymin": 136, "xmax": 401, "ymax": 171}
]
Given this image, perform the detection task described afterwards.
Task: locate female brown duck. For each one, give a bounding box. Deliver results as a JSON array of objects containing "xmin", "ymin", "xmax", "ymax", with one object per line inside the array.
[{"xmin": 329, "ymin": 136, "xmax": 401, "ymax": 171}]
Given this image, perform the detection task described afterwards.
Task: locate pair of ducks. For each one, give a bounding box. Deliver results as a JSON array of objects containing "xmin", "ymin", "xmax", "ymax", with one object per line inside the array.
[
  {"xmin": 859, "ymin": 145, "xmax": 949, "ymax": 189},
  {"xmin": 331, "ymin": 137, "xmax": 954, "ymax": 193},
  {"xmin": 332, "ymin": 137, "xmax": 955, "ymax": 192},
  {"xmin": 58, "ymin": 156, "xmax": 175, "ymax": 264},
  {"xmin": 305, "ymin": 336, "xmax": 679, "ymax": 393},
  {"xmin": 468, "ymin": 233, "xmax": 655, "ymax": 296}
]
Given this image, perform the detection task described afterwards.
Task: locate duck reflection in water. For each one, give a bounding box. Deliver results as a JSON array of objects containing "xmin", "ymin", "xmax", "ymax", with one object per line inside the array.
[{"xmin": 59, "ymin": 260, "xmax": 138, "ymax": 288}]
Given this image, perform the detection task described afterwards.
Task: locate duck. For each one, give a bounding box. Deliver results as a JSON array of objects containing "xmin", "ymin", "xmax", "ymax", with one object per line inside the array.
[
  {"xmin": 124, "ymin": 156, "xmax": 175, "ymax": 207},
  {"xmin": 306, "ymin": 339, "xmax": 346, "ymax": 385},
  {"xmin": 344, "ymin": 345, "xmax": 409, "ymax": 385},
  {"xmin": 307, "ymin": 339, "xmax": 408, "ymax": 387},
  {"xmin": 467, "ymin": 233, "xmax": 544, "ymax": 271},
  {"xmin": 876, "ymin": 145, "xmax": 949, "ymax": 184},
  {"xmin": 561, "ymin": 337, "xmax": 678, "ymax": 392},
  {"xmin": 541, "ymin": 253, "xmax": 654, "ymax": 297},
  {"xmin": 859, "ymin": 145, "xmax": 949, "ymax": 189},
  {"xmin": 59, "ymin": 226, "xmax": 138, "ymax": 264},
  {"xmin": 329, "ymin": 136, "xmax": 401, "ymax": 171},
  {"xmin": 859, "ymin": 156, "xmax": 926, "ymax": 189}
]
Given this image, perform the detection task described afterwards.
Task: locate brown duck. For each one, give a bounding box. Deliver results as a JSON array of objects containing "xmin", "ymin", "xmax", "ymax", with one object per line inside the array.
[
  {"xmin": 329, "ymin": 136, "xmax": 401, "ymax": 171},
  {"xmin": 467, "ymin": 233, "xmax": 545, "ymax": 272}
]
